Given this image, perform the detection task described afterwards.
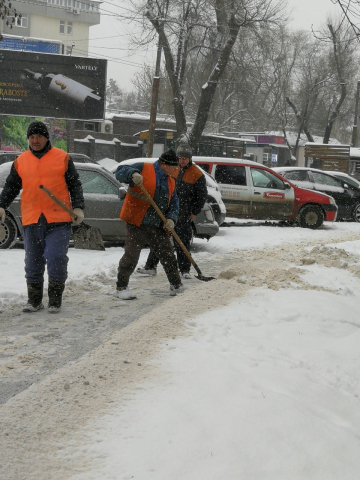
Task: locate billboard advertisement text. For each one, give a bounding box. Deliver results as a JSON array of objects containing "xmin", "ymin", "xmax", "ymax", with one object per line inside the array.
[{"xmin": 0, "ymin": 50, "xmax": 107, "ymax": 120}]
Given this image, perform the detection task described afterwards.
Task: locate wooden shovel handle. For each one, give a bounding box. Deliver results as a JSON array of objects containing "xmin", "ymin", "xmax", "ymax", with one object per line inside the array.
[
  {"xmin": 39, "ymin": 185, "xmax": 77, "ymax": 220},
  {"xmin": 139, "ymin": 184, "xmax": 201, "ymax": 274}
]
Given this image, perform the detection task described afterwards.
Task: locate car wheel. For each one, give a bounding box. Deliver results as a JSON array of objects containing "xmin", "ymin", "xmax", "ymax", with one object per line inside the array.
[
  {"xmin": 298, "ymin": 205, "xmax": 325, "ymax": 229},
  {"xmin": 0, "ymin": 216, "xmax": 18, "ymax": 249},
  {"xmin": 353, "ymin": 203, "xmax": 360, "ymax": 222}
]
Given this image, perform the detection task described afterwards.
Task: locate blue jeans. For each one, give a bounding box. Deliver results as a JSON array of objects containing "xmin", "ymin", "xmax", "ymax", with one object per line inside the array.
[{"xmin": 23, "ymin": 223, "xmax": 71, "ymax": 284}]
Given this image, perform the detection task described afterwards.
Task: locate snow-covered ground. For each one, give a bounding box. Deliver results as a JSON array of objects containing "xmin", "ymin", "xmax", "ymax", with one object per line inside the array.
[{"xmin": 2, "ymin": 219, "xmax": 360, "ymax": 479}]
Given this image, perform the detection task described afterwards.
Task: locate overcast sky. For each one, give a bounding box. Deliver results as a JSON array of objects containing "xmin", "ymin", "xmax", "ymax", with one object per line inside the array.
[{"xmin": 88, "ymin": 0, "xmax": 342, "ymax": 92}]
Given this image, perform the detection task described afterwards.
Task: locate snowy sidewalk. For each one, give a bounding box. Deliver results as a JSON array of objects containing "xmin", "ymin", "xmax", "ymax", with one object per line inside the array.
[{"xmin": 1, "ymin": 221, "xmax": 360, "ymax": 479}]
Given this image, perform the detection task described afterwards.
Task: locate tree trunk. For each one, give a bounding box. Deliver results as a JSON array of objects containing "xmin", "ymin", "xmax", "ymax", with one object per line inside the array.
[{"xmin": 188, "ymin": 14, "xmax": 241, "ymax": 146}]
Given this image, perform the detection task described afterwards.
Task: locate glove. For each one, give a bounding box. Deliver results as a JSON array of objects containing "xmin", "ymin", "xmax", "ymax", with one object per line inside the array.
[
  {"xmin": 164, "ymin": 219, "xmax": 175, "ymax": 231},
  {"xmin": 132, "ymin": 172, "xmax": 143, "ymax": 186},
  {"xmin": 72, "ymin": 208, "xmax": 84, "ymax": 225},
  {"xmin": 0, "ymin": 207, "xmax": 5, "ymax": 223}
]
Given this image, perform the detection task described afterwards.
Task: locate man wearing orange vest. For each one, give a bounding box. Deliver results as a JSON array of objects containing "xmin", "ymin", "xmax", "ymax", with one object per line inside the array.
[
  {"xmin": 114, "ymin": 149, "xmax": 184, "ymax": 299},
  {"xmin": 0, "ymin": 121, "xmax": 84, "ymax": 313}
]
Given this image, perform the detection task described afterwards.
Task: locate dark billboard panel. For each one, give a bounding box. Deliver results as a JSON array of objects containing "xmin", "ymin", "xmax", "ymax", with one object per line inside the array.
[{"xmin": 0, "ymin": 50, "xmax": 107, "ymax": 120}]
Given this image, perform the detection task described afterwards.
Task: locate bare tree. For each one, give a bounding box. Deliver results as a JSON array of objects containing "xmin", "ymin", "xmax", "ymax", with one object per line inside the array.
[
  {"xmin": 129, "ymin": 0, "xmax": 285, "ymax": 149},
  {"xmin": 284, "ymin": 18, "xmax": 357, "ymax": 152},
  {"xmin": 333, "ymin": 0, "xmax": 360, "ymax": 38}
]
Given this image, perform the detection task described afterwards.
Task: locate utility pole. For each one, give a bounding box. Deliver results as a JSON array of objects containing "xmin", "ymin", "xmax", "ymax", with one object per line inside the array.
[
  {"xmin": 147, "ymin": 38, "xmax": 162, "ymax": 157},
  {"xmin": 351, "ymin": 81, "xmax": 360, "ymax": 146}
]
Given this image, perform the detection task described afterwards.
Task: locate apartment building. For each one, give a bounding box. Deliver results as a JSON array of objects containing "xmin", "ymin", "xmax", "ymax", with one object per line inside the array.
[{"xmin": 0, "ymin": 0, "xmax": 101, "ymax": 56}]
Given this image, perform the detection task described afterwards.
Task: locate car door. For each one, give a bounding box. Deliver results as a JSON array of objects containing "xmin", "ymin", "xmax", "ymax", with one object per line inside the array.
[
  {"xmin": 249, "ymin": 167, "xmax": 294, "ymax": 219},
  {"xmin": 77, "ymin": 168, "xmax": 126, "ymax": 240},
  {"xmin": 213, "ymin": 164, "xmax": 252, "ymax": 216},
  {"xmin": 309, "ymin": 171, "xmax": 352, "ymax": 219}
]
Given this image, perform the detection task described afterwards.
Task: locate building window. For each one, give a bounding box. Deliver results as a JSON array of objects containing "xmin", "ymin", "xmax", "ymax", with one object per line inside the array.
[
  {"xmin": 67, "ymin": 22, "xmax": 73, "ymax": 35},
  {"xmin": 60, "ymin": 20, "xmax": 65, "ymax": 34},
  {"xmin": 7, "ymin": 15, "xmax": 28, "ymax": 28}
]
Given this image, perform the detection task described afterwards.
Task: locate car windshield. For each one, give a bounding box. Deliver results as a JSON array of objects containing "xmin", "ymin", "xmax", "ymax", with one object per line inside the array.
[
  {"xmin": 78, "ymin": 169, "xmax": 119, "ymax": 195},
  {"xmin": 336, "ymin": 175, "xmax": 360, "ymax": 189}
]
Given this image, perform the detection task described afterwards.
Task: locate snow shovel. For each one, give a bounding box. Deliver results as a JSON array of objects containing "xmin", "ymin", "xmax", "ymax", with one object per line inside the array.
[
  {"xmin": 139, "ymin": 184, "xmax": 215, "ymax": 282},
  {"xmin": 39, "ymin": 185, "xmax": 105, "ymax": 251}
]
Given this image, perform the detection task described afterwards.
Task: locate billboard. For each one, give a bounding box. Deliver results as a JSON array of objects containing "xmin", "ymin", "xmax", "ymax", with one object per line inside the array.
[{"xmin": 0, "ymin": 50, "xmax": 107, "ymax": 120}]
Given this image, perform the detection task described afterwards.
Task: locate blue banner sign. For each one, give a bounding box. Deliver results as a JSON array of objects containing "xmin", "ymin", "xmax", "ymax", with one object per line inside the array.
[{"xmin": 0, "ymin": 37, "xmax": 61, "ymax": 54}]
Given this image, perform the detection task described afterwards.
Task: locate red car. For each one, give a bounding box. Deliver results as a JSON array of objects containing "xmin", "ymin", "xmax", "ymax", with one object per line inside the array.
[{"xmin": 192, "ymin": 157, "xmax": 338, "ymax": 229}]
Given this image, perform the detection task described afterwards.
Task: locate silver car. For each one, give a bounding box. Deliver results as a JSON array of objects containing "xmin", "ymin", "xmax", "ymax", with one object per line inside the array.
[{"xmin": 0, "ymin": 161, "xmax": 219, "ymax": 249}]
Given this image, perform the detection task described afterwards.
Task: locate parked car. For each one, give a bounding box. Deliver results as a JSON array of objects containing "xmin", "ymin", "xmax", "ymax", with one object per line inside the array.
[
  {"xmin": 69, "ymin": 153, "xmax": 98, "ymax": 164},
  {"xmin": 0, "ymin": 162, "xmax": 219, "ymax": 249},
  {"xmin": 0, "ymin": 151, "xmax": 22, "ymax": 165},
  {"xmin": 191, "ymin": 157, "xmax": 337, "ymax": 229},
  {"xmin": 197, "ymin": 166, "xmax": 226, "ymax": 225},
  {"xmin": 323, "ymin": 171, "xmax": 360, "ymax": 190},
  {"xmin": 273, "ymin": 166, "xmax": 360, "ymax": 222},
  {"xmin": 108, "ymin": 157, "xmax": 226, "ymax": 226}
]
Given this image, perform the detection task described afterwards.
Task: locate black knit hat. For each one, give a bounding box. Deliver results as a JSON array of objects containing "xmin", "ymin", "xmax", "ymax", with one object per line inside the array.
[
  {"xmin": 177, "ymin": 143, "xmax": 192, "ymax": 159},
  {"xmin": 27, "ymin": 121, "xmax": 50, "ymax": 139},
  {"xmin": 159, "ymin": 148, "xmax": 179, "ymax": 166}
]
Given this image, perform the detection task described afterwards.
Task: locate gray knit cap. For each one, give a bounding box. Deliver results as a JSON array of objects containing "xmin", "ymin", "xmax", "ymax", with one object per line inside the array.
[{"xmin": 176, "ymin": 143, "xmax": 192, "ymax": 159}]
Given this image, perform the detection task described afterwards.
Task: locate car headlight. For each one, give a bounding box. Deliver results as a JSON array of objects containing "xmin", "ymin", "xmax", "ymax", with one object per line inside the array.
[{"xmin": 204, "ymin": 207, "xmax": 214, "ymax": 221}]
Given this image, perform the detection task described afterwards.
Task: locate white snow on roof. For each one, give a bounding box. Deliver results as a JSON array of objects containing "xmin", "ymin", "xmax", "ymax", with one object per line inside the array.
[
  {"xmin": 75, "ymin": 137, "xmax": 140, "ymax": 146},
  {"xmin": 285, "ymin": 132, "xmax": 341, "ymax": 147},
  {"xmin": 305, "ymin": 142, "xmax": 350, "ymax": 147},
  {"xmin": 106, "ymin": 112, "xmax": 176, "ymax": 123}
]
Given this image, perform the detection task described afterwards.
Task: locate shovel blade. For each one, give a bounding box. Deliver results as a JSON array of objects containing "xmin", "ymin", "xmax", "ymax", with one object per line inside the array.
[
  {"xmin": 72, "ymin": 223, "xmax": 105, "ymax": 251},
  {"xmin": 195, "ymin": 274, "xmax": 216, "ymax": 282}
]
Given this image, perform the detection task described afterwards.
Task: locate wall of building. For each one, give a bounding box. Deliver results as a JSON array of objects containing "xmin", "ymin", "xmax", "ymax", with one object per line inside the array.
[
  {"xmin": 111, "ymin": 115, "xmax": 177, "ymax": 141},
  {"xmin": 74, "ymin": 136, "xmax": 143, "ymax": 163},
  {"xmin": 30, "ymin": 15, "xmax": 89, "ymax": 55}
]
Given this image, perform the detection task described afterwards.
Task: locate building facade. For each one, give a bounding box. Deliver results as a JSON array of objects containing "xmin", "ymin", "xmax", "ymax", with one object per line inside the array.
[{"xmin": 0, "ymin": 0, "xmax": 101, "ymax": 56}]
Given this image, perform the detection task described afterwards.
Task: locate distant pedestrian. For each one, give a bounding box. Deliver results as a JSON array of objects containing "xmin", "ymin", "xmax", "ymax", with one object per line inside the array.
[
  {"xmin": 114, "ymin": 148, "xmax": 184, "ymax": 299},
  {"xmin": 0, "ymin": 121, "xmax": 84, "ymax": 313},
  {"xmin": 137, "ymin": 143, "xmax": 207, "ymax": 279}
]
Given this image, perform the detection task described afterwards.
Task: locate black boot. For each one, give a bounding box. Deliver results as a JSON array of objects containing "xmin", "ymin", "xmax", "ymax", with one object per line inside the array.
[
  {"xmin": 48, "ymin": 280, "xmax": 65, "ymax": 314},
  {"xmin": 23, "ymin": 283, "xmax": 44, "ymax": 313}
]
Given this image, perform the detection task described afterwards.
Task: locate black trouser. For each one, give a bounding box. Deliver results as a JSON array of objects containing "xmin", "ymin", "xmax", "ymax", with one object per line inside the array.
[
  {"xmin": 145, "ymin": 221, "xmax": 193, "ymax": 274},
  {"xmin": 117, "ymin": 224, "xmax": 181, "ymax": 289}
]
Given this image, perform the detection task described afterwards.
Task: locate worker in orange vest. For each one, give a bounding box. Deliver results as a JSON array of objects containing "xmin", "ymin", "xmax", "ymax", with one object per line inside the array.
[
  {"xmin": 114, "ymin": 149, "xmax": 184, "ymax": 299},
  {"xmin": 0, "ymin": 121, "xmax": 84, "ymax": 313}
]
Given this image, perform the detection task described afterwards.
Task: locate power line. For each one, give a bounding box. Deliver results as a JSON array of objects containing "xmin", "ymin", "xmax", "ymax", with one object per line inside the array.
[{"xmin": 71, "ymin": 47, "xmax": 145, "ymax": 68}]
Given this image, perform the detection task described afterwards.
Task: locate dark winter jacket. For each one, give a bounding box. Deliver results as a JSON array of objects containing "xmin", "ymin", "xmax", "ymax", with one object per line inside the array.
[
  {"xmin": 173, "ymin": 163, "xmax": 207, "ymax": 224},
  {"xmin": 0, "ymin": 143, "xmax": 84, "ymax": 222}
]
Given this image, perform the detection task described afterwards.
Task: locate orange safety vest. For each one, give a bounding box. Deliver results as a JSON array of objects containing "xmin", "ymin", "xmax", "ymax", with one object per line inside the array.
[
  {"xmin": 14, "ymin": 147, "xmax": 72, "ymax": 225},
  {"xmin": 172, "ymin": 164, "xmax": 204, "ymax": 184},
  {"xmin": 120, "ymin": 163, "xmax": 175, "ymax": 227}
]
